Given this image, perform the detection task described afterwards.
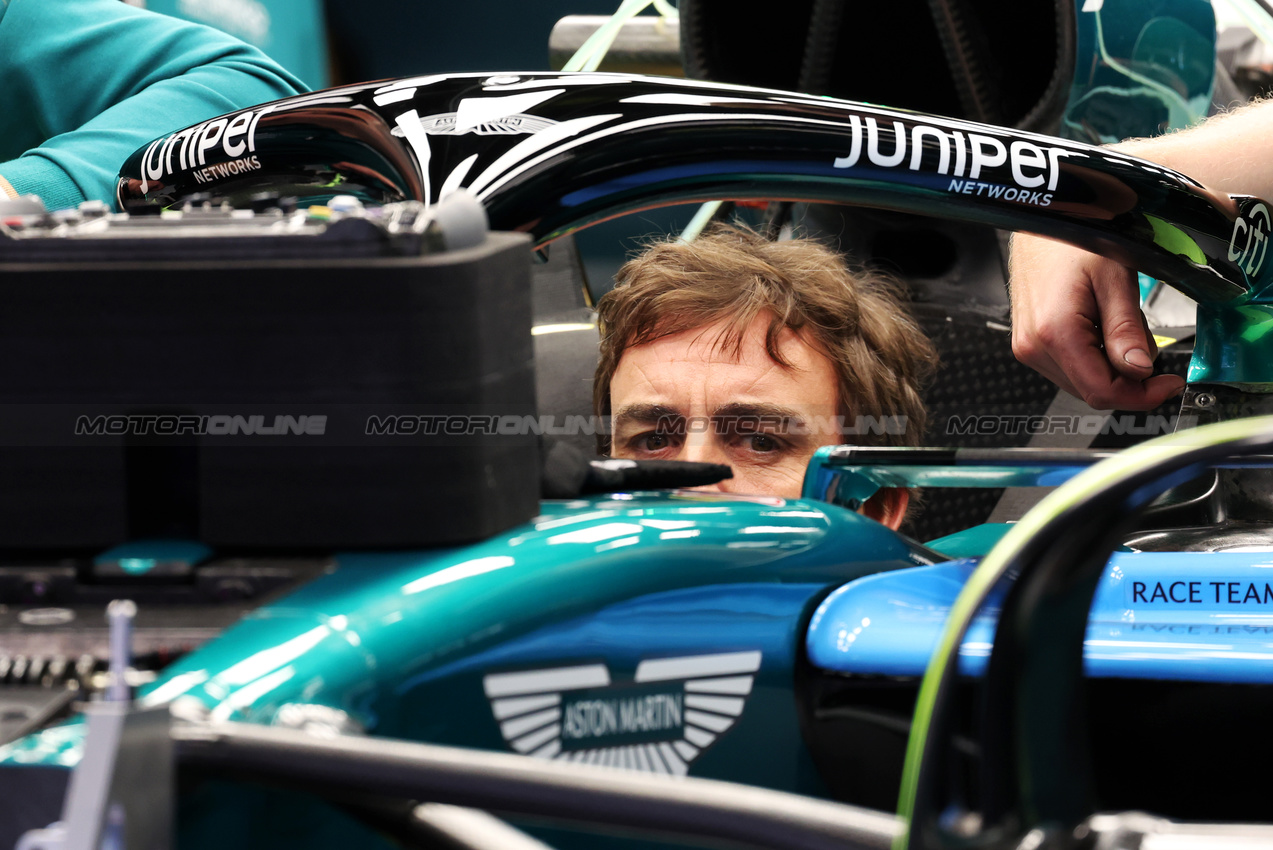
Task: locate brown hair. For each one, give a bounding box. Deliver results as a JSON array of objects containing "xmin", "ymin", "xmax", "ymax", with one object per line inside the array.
[{"xmin": 593, "ymin": 225, "xmax": 936, "ymax": 452}]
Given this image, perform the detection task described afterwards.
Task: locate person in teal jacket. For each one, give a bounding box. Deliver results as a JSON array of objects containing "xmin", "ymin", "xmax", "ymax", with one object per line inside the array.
[
  {"xmin": 0, "ymin": 0, "xmax": 306, "ymax": 210},
  {"xmin": 142, "ymin": 0, "xmax": 329, "ymax": 90}
]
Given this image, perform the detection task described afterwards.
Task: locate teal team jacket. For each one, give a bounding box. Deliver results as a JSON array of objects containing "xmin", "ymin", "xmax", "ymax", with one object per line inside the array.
[
  {"xmin": 143, "ymin": 0, "xmax": 329, "ymax": 90},
  {"xmin": 0, "ymin": 0, "xmax": 307, "ymax": 209}
]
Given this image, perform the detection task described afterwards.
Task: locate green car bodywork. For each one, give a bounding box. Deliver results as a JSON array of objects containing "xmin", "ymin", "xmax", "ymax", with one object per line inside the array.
[{"xmin": 0, "ymin": 493, "xmax": 932, "ymax": 791}]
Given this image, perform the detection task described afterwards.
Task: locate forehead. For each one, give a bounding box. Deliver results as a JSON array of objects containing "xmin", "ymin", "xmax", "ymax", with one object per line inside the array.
[{"xmin": 611, "ymin": 315, "xmax": 838, "ymax": 408}]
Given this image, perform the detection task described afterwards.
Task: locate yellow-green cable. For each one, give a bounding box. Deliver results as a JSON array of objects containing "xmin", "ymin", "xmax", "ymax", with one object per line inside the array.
[
  {"xmin": 892, "ymin": 415, "xmax": 1273, "ymax": 850},
  {"xmin": 560, "ymin": 0, "xmax": 713, "ymax": 241},
  {"xmin": 1093, "ymin": 8, "xmax": 1194, "ymax": 129},
  {"xmin": 679, "ymin": 201, "xmax": 725, "ymax": 242},
  {"xmin": 1215, "ymin": 0, "xmax": 1273, "ymax": 55},
  {"xmin": 562, "ymin": 0, "xmax": 678, "ymax": 73}
]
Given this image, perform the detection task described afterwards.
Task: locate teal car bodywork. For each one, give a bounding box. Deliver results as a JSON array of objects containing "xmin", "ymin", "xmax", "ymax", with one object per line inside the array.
[
  {"xmin": 1063, "ymin": 0, "xmax": 1216, "ymax": 142},
  {"xmin": 1, "ymin": 492, "xmax": 933, "ymax": 797}
]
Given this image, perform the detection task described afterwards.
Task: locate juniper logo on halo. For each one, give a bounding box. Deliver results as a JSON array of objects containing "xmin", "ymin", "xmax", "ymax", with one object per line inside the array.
[
  {"xmin": 482, "ymin": 650, "xmax": 762, "ymax": 775},
  {"xmin": 828, "ymin": 112, "xmax": 1078, "ymax": 208}
]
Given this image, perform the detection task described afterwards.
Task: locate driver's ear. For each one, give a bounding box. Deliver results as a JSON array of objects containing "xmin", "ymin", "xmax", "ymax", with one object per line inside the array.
[{"xmin": 862, "ymin": 487, "xmax": 909, "ymax": 530}]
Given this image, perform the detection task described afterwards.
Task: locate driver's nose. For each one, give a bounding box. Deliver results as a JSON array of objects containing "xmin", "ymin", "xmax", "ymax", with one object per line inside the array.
[{"xmin": 680, "ymin": 433, "xmax": 729, "ymax": 490}]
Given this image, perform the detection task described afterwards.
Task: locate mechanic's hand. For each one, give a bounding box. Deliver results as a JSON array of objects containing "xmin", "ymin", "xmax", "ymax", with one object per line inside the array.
[{"xmin": 1008, "ymin": 234, "xmax": 1186, "ymax": 411}]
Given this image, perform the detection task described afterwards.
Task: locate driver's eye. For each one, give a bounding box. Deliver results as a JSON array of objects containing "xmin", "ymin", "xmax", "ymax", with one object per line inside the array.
[
  {"xmin": 644, "ymin": 433, "xmax": 671, "ymax": 451},
  {"xmin": 748, "ymin": 433, "xmax": 779, "ymax": 452}
]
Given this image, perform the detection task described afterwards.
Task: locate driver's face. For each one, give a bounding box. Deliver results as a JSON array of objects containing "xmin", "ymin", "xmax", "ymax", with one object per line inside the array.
[{"xmin": 608, "ymin": 314, "xmax": 841, "ymax": 498}]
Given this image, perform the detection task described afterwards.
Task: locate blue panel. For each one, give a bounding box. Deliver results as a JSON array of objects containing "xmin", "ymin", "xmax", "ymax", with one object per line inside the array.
[{"xmin": 808, "ymin": 552, "xmax": 1273, "ymax": 683}]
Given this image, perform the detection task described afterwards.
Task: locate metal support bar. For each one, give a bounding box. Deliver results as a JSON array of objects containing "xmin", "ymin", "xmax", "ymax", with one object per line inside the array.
[
  {"xmin": 1085, "ymin": 811, "xmax": 1273, "ymax": 850},
  {"xmin": 16, "ymin": 600, "xmax": 172, "ymax": 850},
  {"xmin": 174, "ymin": 721, "xmax": 900, "ymax": 850}
]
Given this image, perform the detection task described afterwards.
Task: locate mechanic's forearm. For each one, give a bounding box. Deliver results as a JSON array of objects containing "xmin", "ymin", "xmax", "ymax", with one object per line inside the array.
[
  {"xmin": 0, "ymin": 0, "xmax": 305, "ymax": 208},
  {"xmin": 0, "ymin": 174, "xmax": 15, "ymax": 200},
  {"xmin": 1114, "ymin": 98, "xmax": 1273, "ymax": 197},
  {"xmin": 2, "ymin": 55, "xmax": 304, "ymax": 210}
]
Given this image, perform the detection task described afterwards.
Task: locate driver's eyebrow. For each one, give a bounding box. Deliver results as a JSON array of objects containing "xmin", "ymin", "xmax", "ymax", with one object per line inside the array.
[
  {"xmin": 711, "ymin": 402, "xmax": 819, "ymax": 441},
  {"xmin": 712, "ymin": 402, "xmax": 806, "ymax": 426},
  {"xmin": 611, "ymin": 403, "xmax": 684, "ymax": 434}
]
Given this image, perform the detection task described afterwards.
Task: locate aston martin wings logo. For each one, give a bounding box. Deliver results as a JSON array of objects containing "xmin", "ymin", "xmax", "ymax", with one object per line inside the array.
[
  {"xmin": 482, "ymin": 651, "xmax": 762, "ymax": 776},
  {"xmin": 391, "ymin": 112, "xmax": 558, "ymax": 137}
]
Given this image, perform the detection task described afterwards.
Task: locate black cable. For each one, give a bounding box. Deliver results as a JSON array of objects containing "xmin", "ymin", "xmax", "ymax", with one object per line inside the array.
[{"xmin": 925, "ymin": 0, "xmax": 1002, "ymax": 124}]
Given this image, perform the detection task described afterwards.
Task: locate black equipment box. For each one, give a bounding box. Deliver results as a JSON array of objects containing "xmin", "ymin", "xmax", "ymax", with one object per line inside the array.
[{"xmin": 0, "ymin": 198, "xmax": 538, "ymax": 549}]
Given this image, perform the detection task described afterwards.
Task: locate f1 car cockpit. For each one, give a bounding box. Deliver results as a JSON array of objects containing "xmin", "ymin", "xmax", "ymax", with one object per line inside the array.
[{"xmin": 3, "ymin": 2, "xmax": 1273, "ymax": 850}]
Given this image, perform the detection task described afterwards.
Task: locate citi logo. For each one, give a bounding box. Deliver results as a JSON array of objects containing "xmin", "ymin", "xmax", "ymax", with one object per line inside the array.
[{"xmin": 1228, "ymin": 201, "xmax": 1271, "ymax": 278}]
